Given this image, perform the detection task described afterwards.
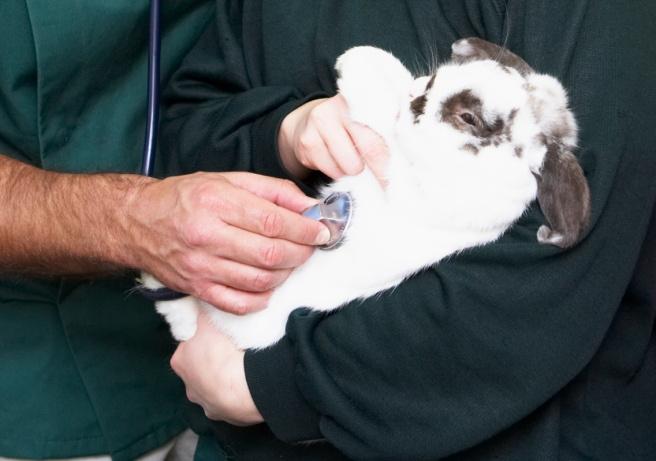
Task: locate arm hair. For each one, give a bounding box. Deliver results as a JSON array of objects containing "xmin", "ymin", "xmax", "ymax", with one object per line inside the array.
[{"xmin": 0, "ymin": 154, "xmax": 153, "ymax": 277}]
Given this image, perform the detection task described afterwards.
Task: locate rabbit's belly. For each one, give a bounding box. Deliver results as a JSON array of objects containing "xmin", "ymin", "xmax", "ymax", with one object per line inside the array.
[
  {"xmin": 206, "ymin": 243, "xmax": 411, "ymax": 349},
  {"xmin": 272, "ymin": 255, "xmax": 403, "ymax": 311}
]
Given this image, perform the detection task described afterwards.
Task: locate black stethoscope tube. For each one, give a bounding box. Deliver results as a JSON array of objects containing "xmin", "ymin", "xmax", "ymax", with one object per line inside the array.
[
  {"xmin": 141, "ymin": 0, "xmax": 161, "ymax": 177},
  {"xmin": 137, "ymin": 0, "xmax": 188, "ymax": 301}
]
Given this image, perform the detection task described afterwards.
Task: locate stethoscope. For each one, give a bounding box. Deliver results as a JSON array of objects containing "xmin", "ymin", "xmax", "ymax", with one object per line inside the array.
[{"xmin": 137, "ymin": 0, "xmax": 352, "ymax": 301}]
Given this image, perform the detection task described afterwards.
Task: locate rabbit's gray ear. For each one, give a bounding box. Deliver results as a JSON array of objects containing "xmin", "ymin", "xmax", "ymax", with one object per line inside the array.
[
  {"xmin": 535, "ymin": 142, "xmax": 591, "ymax": 249},
  {"xmin": 526, "ymin": 73, "xmax": 590, "ymax": 249},
  {"xmin": 451, "ymin": 37, "xmax": 534, "ymax": 76}
]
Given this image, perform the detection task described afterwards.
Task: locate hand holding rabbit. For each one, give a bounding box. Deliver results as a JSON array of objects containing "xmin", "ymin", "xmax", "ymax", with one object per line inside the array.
[
  {"xmin": 278, "ymin": 95, "xmax": 390, "ymax": 185},
  {"xmin": 170, "ymin": 310, "xmax": 262, "ymax": 425}
]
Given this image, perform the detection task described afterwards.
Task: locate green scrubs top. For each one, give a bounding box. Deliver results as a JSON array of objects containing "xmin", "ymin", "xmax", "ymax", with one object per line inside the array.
[{"xmin": 0, "ymin": 1, "xmax": 213, "ymax": 459}]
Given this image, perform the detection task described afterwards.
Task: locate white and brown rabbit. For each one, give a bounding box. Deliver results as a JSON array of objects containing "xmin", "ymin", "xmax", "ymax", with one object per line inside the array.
[{"xmin": 143, "ymin": 38, "xmax": 590, "ymax": 349}]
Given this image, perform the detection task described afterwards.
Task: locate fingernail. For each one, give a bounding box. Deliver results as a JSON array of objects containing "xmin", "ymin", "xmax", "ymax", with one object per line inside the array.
[{"xmin": 315, "ymin": 226, "xmax": 331, "ymax": 245}]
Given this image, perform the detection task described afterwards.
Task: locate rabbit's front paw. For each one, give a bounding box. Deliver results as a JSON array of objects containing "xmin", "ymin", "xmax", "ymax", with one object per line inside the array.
[
  {"xmin": 336, "ymin": 46, "xmax": 409, "ymax": 85},
  {"xmin": 155, "ymin": 297, "xmax": 200, "ymax": 341},
  {"xmin": 336, "ymin": 46, "xmax": 413, "ymax": 135}
]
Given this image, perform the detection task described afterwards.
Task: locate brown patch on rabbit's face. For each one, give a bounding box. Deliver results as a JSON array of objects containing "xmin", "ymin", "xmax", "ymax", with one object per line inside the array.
[{"xmin": 440, "ymin": 90, "xmax": 518, "ymax": 147}]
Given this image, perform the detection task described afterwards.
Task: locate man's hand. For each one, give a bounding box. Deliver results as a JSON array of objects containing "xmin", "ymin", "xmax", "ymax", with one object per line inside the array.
[
  {"xmin": 0, "ymin": 156, "xmax": 330, "ymax": 315},
  {"xmin": 125, "ymin": 172, "xmax": 330, "ymax": 314},
  {"xmin": 278, "ymin": 95, "xmax": 390, "ymax": 185},
  {"xmin": 170, "ymin": 311, "xmax": 262, "ymax": 426}
]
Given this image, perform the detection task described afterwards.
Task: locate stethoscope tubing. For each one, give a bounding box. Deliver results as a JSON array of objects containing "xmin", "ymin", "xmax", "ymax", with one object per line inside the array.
[
  {"xmin": 137, "ymin": 0, "xmax": 188, "ymax": 301},
  {"xmin": 141, "ymin": 0, "xmax": 161, "ymax": 177}
]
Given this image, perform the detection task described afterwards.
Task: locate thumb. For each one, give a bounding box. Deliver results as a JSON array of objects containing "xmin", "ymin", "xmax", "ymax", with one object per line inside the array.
[{"xmin": 346, "ymin": 122, "xmax": 390, "ymax": 187}]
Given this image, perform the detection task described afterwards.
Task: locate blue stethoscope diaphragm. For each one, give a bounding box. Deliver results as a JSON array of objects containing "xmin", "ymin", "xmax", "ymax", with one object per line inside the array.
[{"xmin": 302, "ymin": 192, "xmax": 353, "ymax": 250}]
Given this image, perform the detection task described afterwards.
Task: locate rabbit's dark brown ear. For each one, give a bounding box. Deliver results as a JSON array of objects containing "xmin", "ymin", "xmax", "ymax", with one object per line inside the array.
[
  {"xmin": 451, "ymin": 37, "xmax": 534, "ymax": 76},
  {"xmin": 535, "ymin": 142, "xmax": 591, "ymax": 249}
]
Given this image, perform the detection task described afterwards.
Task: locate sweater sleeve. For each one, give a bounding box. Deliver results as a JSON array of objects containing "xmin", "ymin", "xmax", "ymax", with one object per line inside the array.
[
  {"xmin": 244, "ymin": 2, "xmax": 656, "ymax": 459},
  {"xmin": 157, "ymin": 0, "xmax": 328, "ymax": 183}
]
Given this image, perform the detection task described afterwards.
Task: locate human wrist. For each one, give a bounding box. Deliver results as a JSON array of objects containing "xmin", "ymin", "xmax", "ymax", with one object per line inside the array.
[
  {"xmin": 278, "ymin": 105, "xmax": 311, "ymax": 179},
  {"xmin": 277, "ymin": 98, "xmax": 326, "ymax": 180},
  {"xmin": 230, "ymin": 350, "xmax": 264, "ymax": 425},
  {"xmin": 0, "ymin": 154, "xmax": 158, "ymax": 275},
  {"xmin": 109, "ymin": 174, "xmax": 158, "ymax": 270},
  {"xmin": 59, "ymin": 171, "xmax": 155, "ymax": 272}
]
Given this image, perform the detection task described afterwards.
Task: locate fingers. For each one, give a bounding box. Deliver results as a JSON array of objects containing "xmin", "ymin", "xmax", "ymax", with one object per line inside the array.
[
  {"xmin": 306, "ymin": 96, "xmax": 363, "ymax": 177},
  {"xmin": 296, "ymin": 129, "xmax": 344, "ymax": 179},
  {"xmin": 153, "ymin": 262, "xmax": 275, "ymax": 315},
  {"xmin": 195, "ymin": 182, "xmax": 330, "ymax": 247},
  {"xmin": 300, "ymin": 133, "xmax": 345, "ymax": 179},
  {"xmin": 346, "ymin": 121, "xmax": 390, "ymax": 187},
  {"xmin": 212, "ymin": 224, "xmax": 315, "ymax": 270},
  {"xmin": 281, "ymin": 95, "xmax": 370, "ymax": 180},
  {"xmin": 194, "ymin": 257, "xmax": 293, "ymax": 293},
  {"xmin": 163, "ymin": 261, "xmax": 274, "ymax": 314},
  {"xmin": 225, "ymin": 173, "xmax": 316, "ymax": 213},
  {"xmin": 198, "ymin": 283, "xmax": 272, "ymax": 315},
  {"xmin": 316, "ymin": 122, "xmax": 364, "ymax": 176},
  {"xmin": 135, "ymin": 173, "xmax": 328, "ymax": 317},
  {"xmin": 170, "ymin": 315, "xmax": 261, "ymax": 425}
]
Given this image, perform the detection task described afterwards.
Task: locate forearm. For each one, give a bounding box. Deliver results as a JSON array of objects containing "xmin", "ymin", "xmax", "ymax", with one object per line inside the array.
[
  {"xmin": 0, "ymin": 154, "xmax": 151, "ymax": 276},
  {"xmin": 243, "ymin": 186, "xmax": 653, "ymax": 459},
  {"xmin": 160, "ymin": 5, "xmax": 329, "ymax": 183}
]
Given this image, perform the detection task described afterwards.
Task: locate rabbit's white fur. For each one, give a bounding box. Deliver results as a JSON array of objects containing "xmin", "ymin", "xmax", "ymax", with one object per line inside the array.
[{"xmin": 145, "ymin": 44, "xmax": 578, "ymax": 349}]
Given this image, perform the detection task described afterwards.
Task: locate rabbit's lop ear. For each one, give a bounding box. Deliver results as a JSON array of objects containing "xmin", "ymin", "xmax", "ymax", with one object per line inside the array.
[
  {"xmin": 451, "ymin": 37, "xmax": 534, "ymax": 76},
  {"xmin": 535, "ymin": 142, "xmax": 591, "ymax": 249},
  {"xmin": 528, "ymin": 74, "xmax": 591, "ymax": 249}
]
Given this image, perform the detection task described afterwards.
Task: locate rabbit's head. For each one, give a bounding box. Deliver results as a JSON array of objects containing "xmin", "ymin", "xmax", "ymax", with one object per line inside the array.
[{"xmin": 395, "ymin": 38, "xmax": 590, "ymax": 248}]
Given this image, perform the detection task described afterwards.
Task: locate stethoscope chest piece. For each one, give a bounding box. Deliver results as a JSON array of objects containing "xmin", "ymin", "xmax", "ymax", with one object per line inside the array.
[{"xmin": 303, "ymin": 192, "xmax": 353, "ymax": 250}]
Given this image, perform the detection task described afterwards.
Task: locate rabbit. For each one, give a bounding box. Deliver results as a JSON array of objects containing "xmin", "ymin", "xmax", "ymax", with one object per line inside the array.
[{"xmin": 142, "ymin": 37, "xmax": 591, "ymax": 349}]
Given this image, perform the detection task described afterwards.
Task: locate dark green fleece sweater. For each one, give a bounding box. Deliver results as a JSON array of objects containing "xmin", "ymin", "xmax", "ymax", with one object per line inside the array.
[{"xmin": 160, "ymin": 1, "xmax": 656, "ymax": 460}]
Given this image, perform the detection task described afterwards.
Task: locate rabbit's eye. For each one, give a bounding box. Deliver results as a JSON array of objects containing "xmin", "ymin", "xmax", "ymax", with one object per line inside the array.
[{"xmin": 459, "ymin": 112, "xmax": 477, "ymax": 126}]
